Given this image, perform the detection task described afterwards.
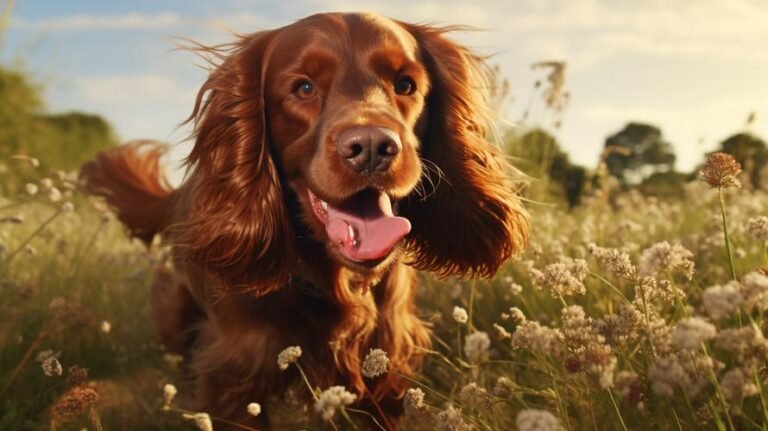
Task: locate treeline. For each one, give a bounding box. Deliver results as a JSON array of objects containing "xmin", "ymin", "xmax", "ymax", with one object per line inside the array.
[
  {"xmin": 507, "ymin": 120, "xmax": 767, "ymax": 206},
  {"xmin": 0, "ymin": 66, "xmax": 117, "ymax": 192}
]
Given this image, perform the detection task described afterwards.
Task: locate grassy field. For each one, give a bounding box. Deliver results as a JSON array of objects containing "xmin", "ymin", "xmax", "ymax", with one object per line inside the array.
[{"xmin": 1, "ymin": 154, "xmax": 767, "ymax": 431}]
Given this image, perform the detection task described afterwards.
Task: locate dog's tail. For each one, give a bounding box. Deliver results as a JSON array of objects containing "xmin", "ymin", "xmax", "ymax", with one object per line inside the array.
[{"xmin": 80, "ymin": 140, "xmax": 176, "ymax": 245}]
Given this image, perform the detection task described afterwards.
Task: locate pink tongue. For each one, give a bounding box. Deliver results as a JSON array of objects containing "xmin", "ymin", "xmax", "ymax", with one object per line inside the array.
[{"xmin": 325, "ymin": 190, "xmax": 411, "ymax": 262}]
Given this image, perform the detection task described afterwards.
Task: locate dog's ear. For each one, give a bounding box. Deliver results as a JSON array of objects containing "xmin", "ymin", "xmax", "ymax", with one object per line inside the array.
[
  {"xmin": 177, "ymin": 30, "xmax": 295, "ymax": 295},
  {"xmin": 401, "ymin": 24, "xmax": 529, "ymax": 278}
]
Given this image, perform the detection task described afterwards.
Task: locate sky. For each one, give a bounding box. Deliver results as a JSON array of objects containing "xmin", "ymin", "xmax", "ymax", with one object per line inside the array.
[{"xmin": 3, "ymin": 0, "xmax": 768, "ymax": 184}]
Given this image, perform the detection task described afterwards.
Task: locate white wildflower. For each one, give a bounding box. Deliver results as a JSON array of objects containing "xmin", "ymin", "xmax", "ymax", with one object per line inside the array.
[
  {"xmin": 277, "ymin": 346, "xmax": 302, "ymax": 371},
  {"xmin": 638, "ymin": 241, "xmax": 695, "ymax": 280},
  {"xmin": 361, "ymin": 348, "xmax": 389, "ymax": 378},
  {"xmin": 163, "ymin": 353, "xmax": 184, "ymax": 369},
  {"xmin": 494, "ymin": 323, "xmax": 512, "ymax": 339},
  {"xmin": 463, "ymin": 331, "xmax": 490, "ymax": 363},
  {"xmin": 403, "ymin": 388, "xmax": 425, "ymax": 415},
  {"xmin": 459, "ymin": 382, "xmax": 488, "ymax": 407},
  {"xmin": 746, "ymin": 216, "xmax": 768, "ymax": 241},
  {"xmin": 493, "ymin": 376, "xmax": 514, "ymax": 397},
  {"xmin": 100, "ymin": 321, "xmax": 111, "ymax": 334},
  {"xmin": 742, "ymin": 271, "xmax": 768, "ymax": 312},
  {"xmin": 588, "ymin": 244, "xmax": 637, "ymax": 280},
  {"xmin": 501, "ymin": 306, "xmax": 527, "ymax": 325},
  {"xmin": 314, "ymin": 386, "xmax": 356, "ymax": 421},
  {"xmin": 42, "ymin": 356, "xmax": 63, "ymax": 377},
  {"xmin": 671, "ymin": 317, "xmax": 716, "ymax": 351},
  {"xmin": 512, "ymin": 321, "xmax": 565, "ymax": 357},
  {"xmin": 35, "ymin": 349, "xmax": 58, "ymax": 363},
  {"xmin": 701, "ymin": 281, "xmax": 743, "ymax": 319},
  {"xmin": 452, "ymin": 306, "xmax": 468, "ymax": 324},
  {"xmin": 47, "ymin": 187, "xmax": 62, "ymax": 202},
  {"xmin": 247, "ymin": 402, "xmax": 261, "ymax": 417},
  {"xmin": 530, "ymin": 259, "xmax": 588, "ymax": 297},
  {"xmin": 163, "ymin": 383, "xmax": 178, "ymax": 408},
  {"xmin": 25, "ymin": 183, "xmax": 38, "ymax": 196},
  {"xmin": 516, "ymin": 408, "xmax": 564, "ymax": 431},
  {"xmin": 435, "ymin": 405, "xmax": 470, "ymax": 431},
  {"xmin": 720, "ymin": 368, "xmax": 758, "ymax": 405},
  {"xmin": 183, "ymin": 412, "xmax": 213, "ymax": 431}
]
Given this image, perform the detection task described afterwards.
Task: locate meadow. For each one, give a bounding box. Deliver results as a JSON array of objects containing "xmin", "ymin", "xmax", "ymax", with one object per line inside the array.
[{"xmin": 1, "ymin": 147, "xmax": 767, "ymax": 431}]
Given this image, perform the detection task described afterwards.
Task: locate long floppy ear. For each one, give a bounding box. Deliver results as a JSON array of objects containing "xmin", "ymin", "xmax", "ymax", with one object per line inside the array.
[
  {"xmin": 176, "ymin": 30, "xmax": 294, "ymax": 294},
  {"xmin": 401, "ymin": 24, "xmax": 529, "ymax": 278}
]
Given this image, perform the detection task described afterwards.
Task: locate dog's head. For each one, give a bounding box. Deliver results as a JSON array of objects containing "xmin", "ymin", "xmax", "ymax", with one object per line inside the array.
[{"xmin": 181, "ymin": 12, "xmax": 529, "ymax": 293}]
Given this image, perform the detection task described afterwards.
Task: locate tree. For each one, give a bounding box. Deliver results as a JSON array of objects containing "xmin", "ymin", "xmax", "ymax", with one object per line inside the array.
[
  {"xmin": 717, "ymin": 132, "xmax": 767, "ymax": 189},
  {"xmin": 506, "ymin": 128, "xmax": 587, "ymax": 207},
  {"xmin": 603, "ymin": 122, "xmax": 676, "ymax": 186},
  {"xmin": 0, "ymin": 67, "xmax": 44, "ymax": 159},
  {"xmin": 0, "ymin": 66, "xmax": 117, "ymax": 170}
]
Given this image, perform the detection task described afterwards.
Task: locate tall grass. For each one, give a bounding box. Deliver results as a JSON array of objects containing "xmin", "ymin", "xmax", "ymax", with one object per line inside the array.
[{"xmin": 1, "ymin": 150, "xmax": 767, "ymax": 430}]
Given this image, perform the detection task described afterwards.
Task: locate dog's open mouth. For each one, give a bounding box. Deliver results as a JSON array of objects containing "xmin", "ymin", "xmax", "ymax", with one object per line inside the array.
[{"xmin": 308, "ymin": 188, "xmax": 411, "ymax": 262}]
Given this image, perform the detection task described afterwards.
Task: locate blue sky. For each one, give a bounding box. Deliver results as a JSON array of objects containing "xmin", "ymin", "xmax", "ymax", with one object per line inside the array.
[{"xmin": 3, "ymin": 0, "xmax": 768, "ymax": 183}]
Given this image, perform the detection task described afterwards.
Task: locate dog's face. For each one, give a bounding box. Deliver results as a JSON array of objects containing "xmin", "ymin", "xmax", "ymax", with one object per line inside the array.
[
  {"xmin": 264, "ymin": 14, "xmax": 429, "ymax": 270},
  {"xmin": 182, "ymin": 12, "xmax": 529, "ymax": 292}
]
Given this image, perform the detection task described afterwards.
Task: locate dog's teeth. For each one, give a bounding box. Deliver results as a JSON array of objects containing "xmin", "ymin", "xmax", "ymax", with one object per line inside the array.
[{"xmin": 320, "ymin": 201, "xmax": 328, "ymax": 211}]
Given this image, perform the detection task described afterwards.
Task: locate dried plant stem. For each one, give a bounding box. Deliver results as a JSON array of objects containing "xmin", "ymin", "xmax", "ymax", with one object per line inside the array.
[
  {"xmin": 295, "ymin": 363, "xmax": 340, "ymax": 431},
  {"xmin": 606, "ymin": 390, "xmax": 628, "ymax": 431},
  {"xmin": 468, "ymin": 281, "xmax": 476, "ymax": 332},
  {"xmin": 0, "ymin": 328, "xmax": 46, "ymax": 399},
  {"xmin": 1, "ymin": 207, "xmax": 62, "ymax": 267},
  {"xmin": 718, "ymin": 188, "xmax": 737, "ymax": 280},
  {"xmin": 165, "ymin": 405, "xmax": 262, "ymax": 431},
  {"xmin": 361, "ymin": 385, "xmax": 392, "ymax": 431}
]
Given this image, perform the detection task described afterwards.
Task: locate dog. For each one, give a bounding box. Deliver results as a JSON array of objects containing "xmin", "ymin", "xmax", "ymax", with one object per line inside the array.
[{"xmin": 80, "ymin": 12, "xmax": 528, "ymax": 429}]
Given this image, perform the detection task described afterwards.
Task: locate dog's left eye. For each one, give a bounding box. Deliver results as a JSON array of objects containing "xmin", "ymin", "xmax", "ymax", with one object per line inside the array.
[
  {"xmin": 294, "ymin": 80, "xmax": 317, "ymax": 99},
  {"xmin": 394, "ymin": 76, "xmax": 416, "ymax": 95}
]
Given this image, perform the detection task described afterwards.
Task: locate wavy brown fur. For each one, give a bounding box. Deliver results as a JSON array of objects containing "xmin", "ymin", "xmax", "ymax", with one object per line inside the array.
[
  {"xmin": 79, "ymin": 140, "xmax": 173, "ymax": 245},
  {"xmin": 79, "ymin": 13, "xmax": 527, "ymax": 430}
]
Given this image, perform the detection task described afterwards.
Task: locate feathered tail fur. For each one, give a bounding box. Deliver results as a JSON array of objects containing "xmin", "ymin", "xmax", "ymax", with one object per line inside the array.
[{"xmin": 79, "ymin": 140, "xmax": 175, "ymax": 245}]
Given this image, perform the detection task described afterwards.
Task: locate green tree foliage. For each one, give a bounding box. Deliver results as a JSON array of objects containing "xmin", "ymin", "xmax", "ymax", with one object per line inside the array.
[
  {"xmin": 0, "ymin": 66, "xmax": 117, "ymax": 172},
  {"xmin": 638, "ymin": 171, "xmax": 688, "ymax": 199},
  {"xmin": 0, "ymin": 67, "xmax": 44, "ymax": 159},
  {"xmin": 604, "ymin": 122, "xmax": 676, "ymax": 186},
  {"xmin": 717, "ymin": 132, "xmax": 768, "ymax": 189},
  {"xmin": 507, "ymin": 128, "xmax": 587, "ymax": 207}
]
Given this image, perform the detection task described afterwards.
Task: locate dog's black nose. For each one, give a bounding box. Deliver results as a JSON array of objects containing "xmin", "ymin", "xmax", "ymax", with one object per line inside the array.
[{"xmin": 336, "ymin": 126, "xmax": 402, "ymax": 172}]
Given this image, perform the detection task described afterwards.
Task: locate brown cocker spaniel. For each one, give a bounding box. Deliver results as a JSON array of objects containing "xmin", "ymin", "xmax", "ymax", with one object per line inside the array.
[{"xmin": 80, "ymin": 11, "xmax": 528, "ymax": 429}]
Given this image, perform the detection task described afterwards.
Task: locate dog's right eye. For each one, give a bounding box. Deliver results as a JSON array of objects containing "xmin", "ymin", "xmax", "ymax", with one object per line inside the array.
[{"xmin": 294, "ymin": 80, "xmax": 317, "ymax": 99}]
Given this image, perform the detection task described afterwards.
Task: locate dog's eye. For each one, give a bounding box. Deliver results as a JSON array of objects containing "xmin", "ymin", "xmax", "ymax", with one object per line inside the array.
[
  {"xmin": 394, "ymin": 76, "xmax": 416, "ymax": 95},
  {"xmin": 294, "ymin": 80, "xmax": 317, "ymax": 99}
]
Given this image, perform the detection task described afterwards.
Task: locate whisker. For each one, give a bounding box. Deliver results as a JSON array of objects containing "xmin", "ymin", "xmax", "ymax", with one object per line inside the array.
[{"xmin": 415, "ymin": 158, "xmax": 446, "ymax": 201}]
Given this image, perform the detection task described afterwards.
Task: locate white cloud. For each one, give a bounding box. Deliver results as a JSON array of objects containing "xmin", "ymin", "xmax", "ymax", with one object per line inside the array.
[
  {"xmin": 12, "ymin": 12, "xmax": 184, "ymax": 31},
  {"xmin": 76, "ymin": 74, "xmax": 187, "ymax": 103}
]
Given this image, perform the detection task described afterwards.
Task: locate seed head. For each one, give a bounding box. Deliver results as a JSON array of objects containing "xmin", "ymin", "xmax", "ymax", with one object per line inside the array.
[
  {"xmin": 361, "ymin": 348, "xmax": 389, "ymax": 378},
  {"xmin": 277, "ymin": 346, "xmax": 302, "ymax": 371},
  {"xmin": 464, "ymin": 331, "xmax": 491, "ymax": 363},
  {"xmin": 516, "ymin": 408, "xmax": 564, "ymax": 431},
  {"xmin": 247, "ymin": 402, "xmax": 262, "ymax": 417},
  {"xmin": 700, "ymin": 152, "xmax": 742, "ymax": 189},
  {"xmin": 671, "ymin": 317, "xmax": 716, "ymax": 351},
  {"xmin": 314, "ymin": 386, "xmax": 356, "ymax": 421},
  {"xmin": 403, "ymin": 388, "xmax": 425, "ymax": 415},
  {"xmin": 42, "ymin": 356, "xmax": 63, "ymax": 377},
  {"xmin": 746, "ymin": 216, "xmax": 768, "ymax": 242},
  {"xmin": 183, "ymin": 412, "xmax": 213, "ymax": 431},
  {"xmin": 25, "ymin": 183, "xmax": 38, "ymax": 196},
  {"xmin": 452, "ymin": 306, "xmax": 468, "ymax": 324},
  {"xmin": 51, "ymin": 385, "xmax": 99, "ymax": 422},
  {"xmin": 163, "ymin": 383, "xmax": 178, "ymax": 408}
]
